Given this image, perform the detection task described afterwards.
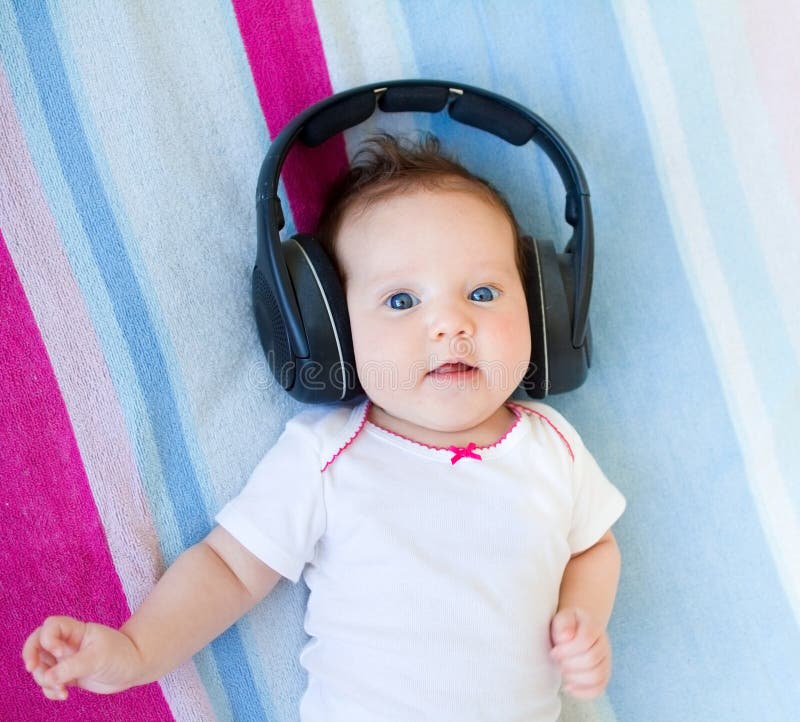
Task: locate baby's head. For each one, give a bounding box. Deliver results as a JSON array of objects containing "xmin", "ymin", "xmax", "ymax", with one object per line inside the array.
[
  {"xmin": 318, "ymin": 134, "xmax": 532, "ymax": 439},
  {"xmin": 319, "ymin": 134, "xmax": 526, "ymax": 283}
]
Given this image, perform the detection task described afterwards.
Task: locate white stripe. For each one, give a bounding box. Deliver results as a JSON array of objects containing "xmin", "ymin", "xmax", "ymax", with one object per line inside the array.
[
  {"xmin": 312, "ymin": 0, "xmax": 418, "ymax": 91},
  {"xmin": 612, "ymin": 0, "xmax": 800, "ymax": 622},
  {"xmin": 312, "ymin": 0, "xmax": 424, "ymax": 150}
]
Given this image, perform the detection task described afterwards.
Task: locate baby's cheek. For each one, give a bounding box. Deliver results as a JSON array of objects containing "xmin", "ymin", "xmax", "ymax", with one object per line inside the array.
[
  {"xmin": 494, "ymin": 317, "xmax": 531, "ymax": 366},
  {"xmin": 350, "ymin": 318, "xmax": 384, "ymax": 363},
  {"xmin": 353, "ymin": 331, "xmax": 406, "ymax": 396}
]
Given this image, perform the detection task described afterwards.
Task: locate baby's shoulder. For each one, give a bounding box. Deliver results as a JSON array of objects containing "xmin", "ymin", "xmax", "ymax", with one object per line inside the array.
[
  {"xmin": 284, "ymin": 399, "xmax": 369, "ymax": 466},
  {"xmin": 506, "ymin": 399, "xmax": 581, "ymax": 461}
]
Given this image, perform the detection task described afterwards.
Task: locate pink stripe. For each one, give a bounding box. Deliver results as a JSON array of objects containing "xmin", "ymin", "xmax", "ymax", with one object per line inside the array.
[
  {"xmin": 741, "ymin": 1, "xmax": 800, "ymax": 210},
  {"xmin": 0, "ymin": 232, "xmax": 173, "ymax": 720},
  {"xmin": 233, "ymin": 0, "xmax": 349, "ymax": 231}
]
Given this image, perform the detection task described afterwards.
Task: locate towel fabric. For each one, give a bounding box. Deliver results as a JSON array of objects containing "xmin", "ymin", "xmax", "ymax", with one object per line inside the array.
[{"xmin": 1, "ymin": 1, "xmax": 798, "ymax": 720}]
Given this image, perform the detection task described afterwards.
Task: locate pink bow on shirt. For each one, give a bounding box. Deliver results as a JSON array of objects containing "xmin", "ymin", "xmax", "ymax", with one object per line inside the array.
[{"xmin": 447, "ymin": 442, "xmax": 482, "ymax": 465}]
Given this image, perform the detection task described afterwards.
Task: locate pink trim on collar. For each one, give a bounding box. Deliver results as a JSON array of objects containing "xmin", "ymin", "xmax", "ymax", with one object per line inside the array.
[
  {"xmin": 506, "ymin": 401, "xmax": 575, "ymax": 460},
  {"xmin": 318, "ymin": 402, "xmax": 572, "ymax": 470},
  {"xmin": 320, "ymin": 403, "xmax": 370, "ymax": 473},
  {"xmin": 366, "ymin": 401, "xmax": 522, "ymax": 456}
]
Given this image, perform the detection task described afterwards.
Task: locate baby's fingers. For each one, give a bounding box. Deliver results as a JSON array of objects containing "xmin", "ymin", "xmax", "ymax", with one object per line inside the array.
[
  {"xmin": 32, "ymin": 664, "xmax": 68, "ymax": 701},
  {"xmin": 22, "ymin": 626, "xmax": 44, "ymax": 672},
  {"xmin": 562, "ymin": 678, "xmax": 607, "ymax": 701},
  {"xmin": 42, "ymin": 646, "xmax": 96, "ymax": 690},
  {"xmin": 29, "ymin": 650, "xmax": 92, "ymax": 702},
  {"xmin": 562, "ymin": 656, "xmax": 612, "ymax": 700},
  {"xmin": 38, "ymin": 616, "xmax": 86, "ymax": 659},
  {"xmin": 560, "ymin": 641, "xmax": 612, "ymax": 700},
  {"xmin": 557, "ymin": 636, "xmax": 610, "ymax": 674},
  {"xmin": 22, "ymin": 628, "xmax": 63, "ymax": 672}
]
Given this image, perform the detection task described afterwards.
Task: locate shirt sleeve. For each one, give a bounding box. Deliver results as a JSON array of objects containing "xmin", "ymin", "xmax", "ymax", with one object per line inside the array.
[
  {"xmin": 567, "ymin": 433, "xmax": 626, "ymax": 555},
  {"xmin": 215, "ymin": 414, "xmax": 327, "ymax": 582}
]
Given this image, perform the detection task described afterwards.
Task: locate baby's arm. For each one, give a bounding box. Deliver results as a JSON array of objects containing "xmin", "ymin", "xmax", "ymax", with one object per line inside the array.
[
  {"xmin": 549, "ymin": 530, "xmax": 621, "ymax": 699},
  {"xmin": 22, "ymin": 526, "xmax": 281, "ymax": 701}
]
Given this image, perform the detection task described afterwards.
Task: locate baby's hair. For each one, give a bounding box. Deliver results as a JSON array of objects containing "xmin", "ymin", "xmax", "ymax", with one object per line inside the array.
[{"xmin": 317, "ymin": 132, "xmax": 526, "ymax": 281}]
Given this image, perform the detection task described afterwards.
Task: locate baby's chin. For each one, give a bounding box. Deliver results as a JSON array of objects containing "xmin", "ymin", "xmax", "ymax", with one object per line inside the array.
[{"xmin": 368, "ymin": 398, "xmax": 516, "ymax": 446}]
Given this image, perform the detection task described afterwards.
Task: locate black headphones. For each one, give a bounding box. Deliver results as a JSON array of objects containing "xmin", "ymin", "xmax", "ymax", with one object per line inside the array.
[{"xmin": 253, "ymin": 79, "xmax": 594, "ymax": 404}]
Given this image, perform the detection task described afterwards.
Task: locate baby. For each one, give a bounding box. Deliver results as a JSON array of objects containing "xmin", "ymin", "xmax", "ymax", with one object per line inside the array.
[{"xmin": 23, "ymin": 135, "xmax": 625, "ymax": 721}]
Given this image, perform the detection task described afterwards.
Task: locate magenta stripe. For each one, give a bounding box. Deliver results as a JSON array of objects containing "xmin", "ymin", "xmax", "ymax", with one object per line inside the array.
[
  {"xmin": 0, "ymin": 231, "xmax": 173, "ymax": 720},
  {"xmin": 232, "ymin": 0, "xmax": 348, "ymax": 231}
]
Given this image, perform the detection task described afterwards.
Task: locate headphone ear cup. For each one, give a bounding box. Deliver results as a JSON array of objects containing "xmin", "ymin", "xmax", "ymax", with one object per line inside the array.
[
  {"xmin": 283, "ymin": 234, "xmax": 362, "ymax": 403},
  {"xmin": 252, "ymin": 265, "xmax": 295, "ymax": 392},
  {"xmin": 520, "ymin": 236, "xmax": 548, "ymax": 399},
  {"xmin": 535, "ymin": 239, "xmax": 590, "ymax": 396}
]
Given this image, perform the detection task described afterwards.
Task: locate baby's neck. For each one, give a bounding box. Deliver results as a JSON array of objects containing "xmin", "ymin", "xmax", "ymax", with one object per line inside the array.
[{"xmin": 367, "ymin": 403, "xmax": 517, "ymax": 449}]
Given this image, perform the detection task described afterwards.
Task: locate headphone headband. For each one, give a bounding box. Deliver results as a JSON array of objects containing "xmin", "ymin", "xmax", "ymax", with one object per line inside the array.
[{"xmin": 256, "ymin": 79, "xmax": 593, "ymax": 373}]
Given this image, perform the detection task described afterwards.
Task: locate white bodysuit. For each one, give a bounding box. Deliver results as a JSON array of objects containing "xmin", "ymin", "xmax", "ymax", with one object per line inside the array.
[{"xmin": 216, "ymin": 399, "xmax": 626, "ymax": 722}]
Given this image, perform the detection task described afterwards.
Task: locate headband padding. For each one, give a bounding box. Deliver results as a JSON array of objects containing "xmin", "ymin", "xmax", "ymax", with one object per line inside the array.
[
  {"xmin": 449, "ymin": 93, "xmax": 537, "ymax": 145},
  {"xmin": 378, "ymin": 85, "xmax": 450, "ymax": 113},
  {"xmin": 301, "ymin": 92, "xmax": 376, "ymax": 147}
]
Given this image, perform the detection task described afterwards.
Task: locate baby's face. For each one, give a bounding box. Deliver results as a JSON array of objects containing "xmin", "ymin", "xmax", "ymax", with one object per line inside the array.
[{"xmin": 336, "ymin": 188, "xmax": 532, "ymax": 437}]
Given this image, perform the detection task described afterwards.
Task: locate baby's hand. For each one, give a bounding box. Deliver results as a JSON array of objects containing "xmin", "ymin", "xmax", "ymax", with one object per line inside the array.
[
  {"xmin": 549, "ymin": 607, "xmax": 611, "ymax": 700},
  {"xmin": 22, "ymin": 616, "xmax": 143, "ymax": 701}
]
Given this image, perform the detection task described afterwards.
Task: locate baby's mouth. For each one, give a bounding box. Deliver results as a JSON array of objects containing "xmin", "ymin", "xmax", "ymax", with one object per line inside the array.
[{"xmin": 428, "ymin": 362, "xmax": 477, "ymax": 376}]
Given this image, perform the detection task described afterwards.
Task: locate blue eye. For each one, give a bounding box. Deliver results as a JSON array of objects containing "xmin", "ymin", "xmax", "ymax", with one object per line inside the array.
[
  {"xmin": 469, "ymin": 286, "xmax": 499, "ymax": 302},
  {"xmin": 386, "ymin": 291, "xmax": 419, "ymax": 310}
]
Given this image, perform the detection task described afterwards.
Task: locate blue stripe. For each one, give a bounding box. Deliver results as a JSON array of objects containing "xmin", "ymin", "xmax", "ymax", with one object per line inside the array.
[{"xmin": 11, "ymin": 2, "xmax": 272, "ymax": 719}]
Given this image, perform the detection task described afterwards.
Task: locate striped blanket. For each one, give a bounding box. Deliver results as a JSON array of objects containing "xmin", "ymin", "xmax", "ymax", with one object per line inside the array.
[{"xmin": 2, "ymin": 1, "xmax": 798, "ymax": 720}]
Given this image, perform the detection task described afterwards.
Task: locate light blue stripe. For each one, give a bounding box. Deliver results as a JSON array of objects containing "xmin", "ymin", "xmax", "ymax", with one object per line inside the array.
[
  {"xmin": 646, "ymin": 0, "xmax": 800, "ymax": 513},
  {"xmin": 11, "ymin": 2, "xmax": 272, "ymax": 719}
]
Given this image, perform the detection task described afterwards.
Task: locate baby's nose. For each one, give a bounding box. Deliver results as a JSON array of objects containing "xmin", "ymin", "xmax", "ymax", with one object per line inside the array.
[{"xmin": 428, "ymin": 301, "xmax": 475, "ymax": 340}]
